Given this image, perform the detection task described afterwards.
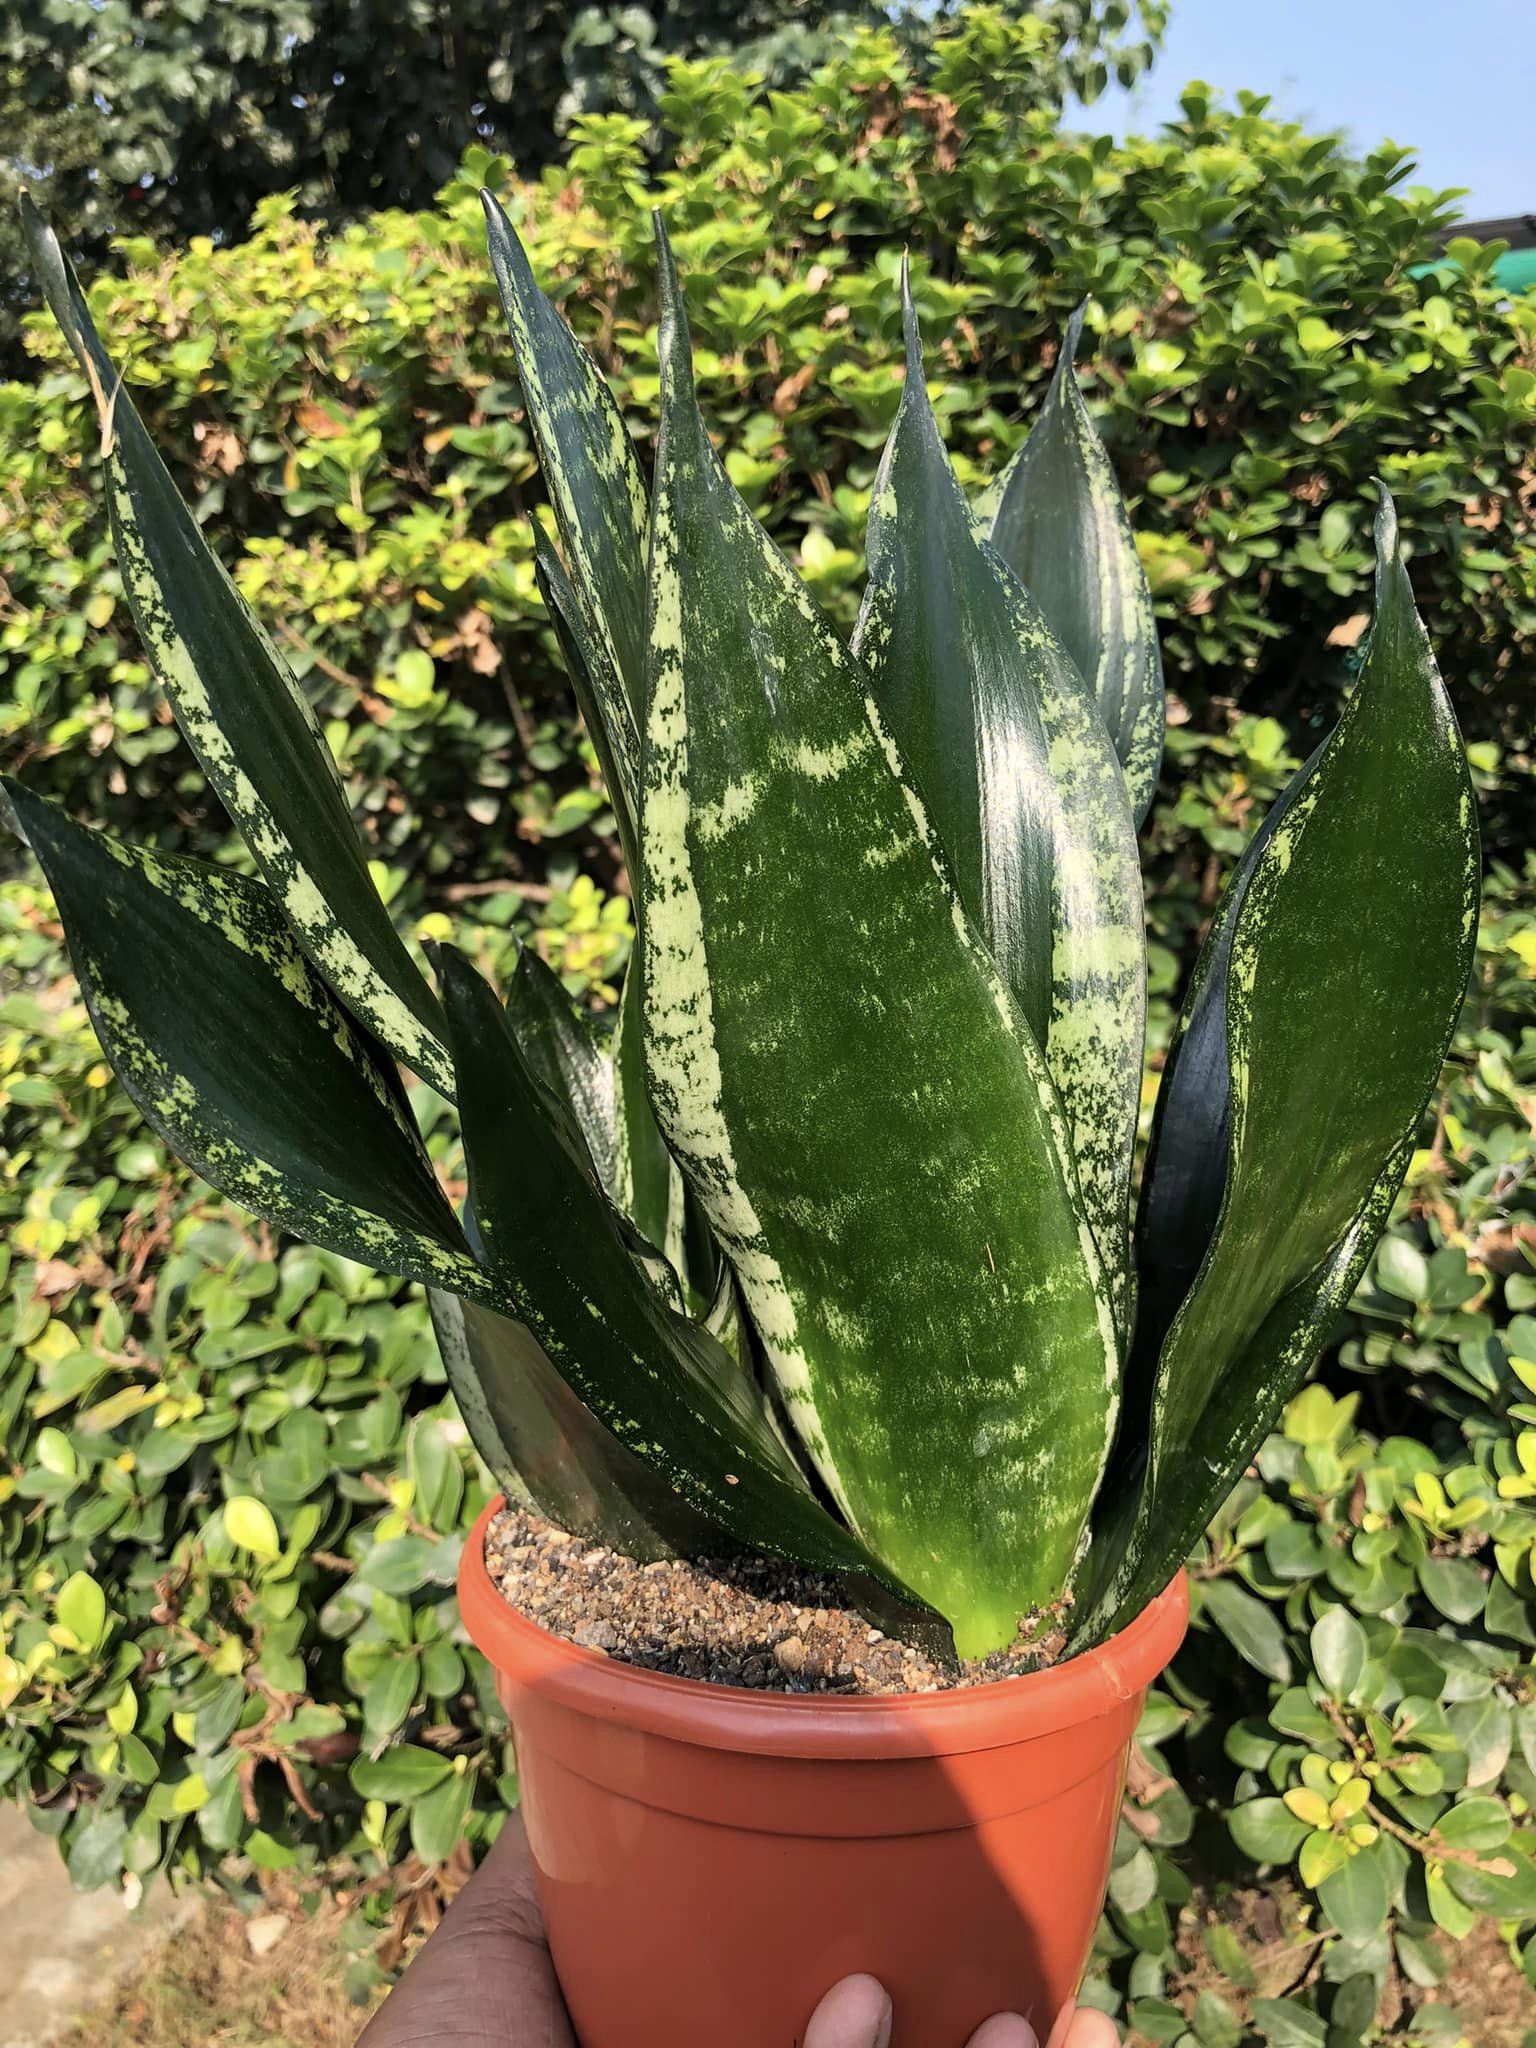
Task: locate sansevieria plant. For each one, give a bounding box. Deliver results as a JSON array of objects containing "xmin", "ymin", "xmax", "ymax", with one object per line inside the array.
[{"xmin": 6, "ymin": 196, "xmax": 1479, "ymax": 1662}]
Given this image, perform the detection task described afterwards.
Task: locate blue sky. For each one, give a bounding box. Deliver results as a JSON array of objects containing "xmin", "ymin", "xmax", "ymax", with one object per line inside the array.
[{"xmin": 1083, "ymin": 0, "xmax": 1534, "ymax": 221}]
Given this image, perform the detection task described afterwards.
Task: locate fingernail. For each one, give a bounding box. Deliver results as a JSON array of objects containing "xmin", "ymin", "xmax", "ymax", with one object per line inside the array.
[
  {"xmin": 871, "ymin": 1986, "xmax": 894, "ymax": 2048},
  {"xmin": 966, "ymin": 2016, "xmax": 1038, "ymax": 2048}
]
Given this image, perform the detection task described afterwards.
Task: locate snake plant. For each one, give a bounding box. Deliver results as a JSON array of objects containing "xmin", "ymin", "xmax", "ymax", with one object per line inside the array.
[{"xmin": 6, "ymin": 196, "xmax": 1478, "ymax": 1661}]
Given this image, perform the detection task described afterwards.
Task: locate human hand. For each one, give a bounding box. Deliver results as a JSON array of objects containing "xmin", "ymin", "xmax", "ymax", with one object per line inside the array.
[{"xmin": 358, "ymin": 1812, "xmax": 1118, "ymax": 2048}]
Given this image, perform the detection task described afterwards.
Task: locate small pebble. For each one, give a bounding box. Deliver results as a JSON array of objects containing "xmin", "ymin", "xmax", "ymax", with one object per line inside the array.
[{"xmin": 486, "ymin": 1508, "xmax": 1063, "ymax": 1697}]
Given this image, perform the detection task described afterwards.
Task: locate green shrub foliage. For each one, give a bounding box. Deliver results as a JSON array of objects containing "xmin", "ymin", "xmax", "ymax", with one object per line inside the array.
[{"xmin": 2, "ymin": 10, "xmax": 1534, "ymax": 2031}]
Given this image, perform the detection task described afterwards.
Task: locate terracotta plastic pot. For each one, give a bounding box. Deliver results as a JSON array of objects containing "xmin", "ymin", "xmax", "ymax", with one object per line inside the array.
[{"xmin": 459, "ymin": 1497, "xmax": 1188, "ymax": 2048}]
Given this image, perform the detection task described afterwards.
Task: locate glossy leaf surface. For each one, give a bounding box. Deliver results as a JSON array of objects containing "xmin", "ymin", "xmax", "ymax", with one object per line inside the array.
[
  {"xmin": 1089, "ymin": 494, "xmax": 1480, "ymax": 1633},
  {"xmin": 484, "ymin": 192, "xmax": 649, "ymax": 719},
  {"xmin": 503, "ymin": 942, "xmax": 618, "ymax": 1190},
  {"xmin": 20, "ymin": 197, "xmax": 451, "ymax": 1095},
  {"xmin": 5, "ymin": 783, "xmax": 477, "ymax": 1294},
  {"xmin": 640, "ymin": 221, "xmax": 1116, "ymax": 1656},
  {"xmin": 984, "ymin": 308, "xmax": 1165, "ymax": 826},
  {"xmin": 857, "ymin": 277, "xmax": 1144, "ymax": 1335},
  {"xmin": 427, "ymin": 1291, "xmax": 725, "ymax": 1560},
  {"xmin": 439, "ymin": 947, "xmax": 945, "ymax": 1645}
]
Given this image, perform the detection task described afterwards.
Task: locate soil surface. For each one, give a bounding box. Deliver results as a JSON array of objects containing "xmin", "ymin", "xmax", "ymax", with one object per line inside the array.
[{"xmin": 484, "ymin": 1507, "xmax": 1065, "ymax": 1694}]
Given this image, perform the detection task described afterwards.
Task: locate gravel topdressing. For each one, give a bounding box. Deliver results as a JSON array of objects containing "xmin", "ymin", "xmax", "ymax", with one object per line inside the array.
[{"xmin": 484, "ymin": 1507, "xmax": 1067, "ymax": 1696}]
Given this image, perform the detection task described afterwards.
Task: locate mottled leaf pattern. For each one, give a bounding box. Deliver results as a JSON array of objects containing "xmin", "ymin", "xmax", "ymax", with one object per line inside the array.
[
  {"xmin": 985, "ymin": 307, "xmax": 1165, "ymax": 827},
  {"xmin": 19, "ymin": 197, "xmax": 451, "ymax": 1096},
  {"xmin": 856, "ymin": 275, "xmax": 1145, "ymax": 1337},
  {"xmin": 1086, "ymin": 493, "xmax": 1480, "ymax": 1634},
  {"xmin": 1086, "ymin": 1142, "xmax": 1411, "ymax": 1638},
  {"xmin": 14, "ymin": 201, "xmax": 1485, "ymax": 1663},
  {"xmin": 534, "ymin": 534, "xmax": 640, "ymax": 878},
  {"xmin": 484, "ymin": 193, "xmax": 649, "ymax": 719},
  {"xmin": 5, "ymin": 783, "xmax": 477, "ymax": 1293},
  {"xmin": 641, "ymin": 220, "xmax": 1116, "ymax": 1656},
  {"xmin": 439, "ymin": 947, "xmax": 944, "ymax": 1636}
]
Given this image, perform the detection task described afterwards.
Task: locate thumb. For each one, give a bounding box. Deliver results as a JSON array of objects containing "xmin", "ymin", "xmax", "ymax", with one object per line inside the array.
[
  {"xmin": 804, "ymin": 1974, "xmax": 894, "ymax": 2048},
  {"xmin": 358, "ymin": 1815, "xmax": 574, "ymax": 2048}
]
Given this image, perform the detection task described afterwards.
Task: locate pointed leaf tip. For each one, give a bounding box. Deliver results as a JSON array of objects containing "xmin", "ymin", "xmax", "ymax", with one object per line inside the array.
[
  {"xmin": 1372, "ymin": 480, "xmax": 1400, "ymax": 564},
  {"xmin": 986, "ymin": 298, "xmax": 1165, "ymax": 826},
  {"xmin": 899, "ymin": 257, "xmax": 923, "ymax": 378},
  {"xmin": 652, "ymin": 210, "xmax": 678, "ymax": 289}
]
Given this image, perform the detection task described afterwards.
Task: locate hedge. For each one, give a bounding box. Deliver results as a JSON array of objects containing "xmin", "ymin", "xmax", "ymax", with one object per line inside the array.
[{"xmin": 2, "ymin": 10, "xmax": 1535, "ymax": 2034}]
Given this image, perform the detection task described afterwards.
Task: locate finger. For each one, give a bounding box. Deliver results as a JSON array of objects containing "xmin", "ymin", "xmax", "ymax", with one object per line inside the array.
[
  {"xmin": 358, "ymin": 1814, "xmax": 575, "ymax": 2048},
  {"xmin": 804, "ymin": 1973, "xmax": 894, "ymax": 2048},
  {"xmin": 966, "ymin": 2014, "xmax": 1037, "ymax": 2048},
  {"xmin": 1049, "ymin": 2009, "xmax": 1119, "ymax": 2048}
]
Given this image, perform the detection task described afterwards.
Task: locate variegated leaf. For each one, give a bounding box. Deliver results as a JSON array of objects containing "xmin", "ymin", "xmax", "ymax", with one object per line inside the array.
[
  {"xmin": 484, "ymin": 193, "xmax": 649, "ymax": 719},
  {"xmin": 4, "ymin": 782, "xmax": 478, "ymax": 1293},
  {"xmin": 640, "ymin": 220, "xmax": 1117, "ymax": 1657},
  {"xmin": 983, "ymin": 307, "xmax": 1165, "ymax": 827},
  {"xmin": 1083, "ymin": 490, "xmax": 1480, "ymax": 1636},
  {"xmin": 610, "ymin": 961, "xmax": 705, "ymax": 1296},
  {"xmin": 438, "ymin": 946, "xmax": 946, "ymax": 1647},
  {"xmin": 20, "ymin": 197, "xmax": 451, "ymax": 1096},
  {"xmin": 1084, "ymin": 1141, "xmax": 1412, "ymax": 1639},
  {"xmin": 427, "ymin": 1290, "xmax": 728, "ymax": 1560},
  {"xmin": 856, "ymin": 272, "xmax": 1144, "ymax": 1337},
  {"xmin": 534, "ymin": 533, "xmax": 640, "ymax": 878}
]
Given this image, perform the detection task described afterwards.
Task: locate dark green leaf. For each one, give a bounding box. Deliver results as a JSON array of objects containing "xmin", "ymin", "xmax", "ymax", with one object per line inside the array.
[
  {"xmin": 361, "ymin": 1652, "xmax": 418, "ymax": 1738},
  {"xmin": 1448, "ymin": 1696, "xmax": 1512, "ymax": 1786},
  {"xmin": 1436, "ymin": 1796, "xmax": 1511, "ymax": 1853},
  {"xmin": 483, "ymin": 193, "xmax": 648, "ymax": 718},
  {"xmin": 983, "ymin": 305, "xmax": 1165, "ymax": 824},
  {"xmin": 355, "ymin": 1536, "xmax": 446, "ymax": 1594},
  {"xmin": 4, "ymin": 785, "xmax": 479, "ymax": 1298},
  {"xmin": 1203, "ymin": 1579, "xmax": 1292, "ymax": 1680},
  {"xmin": 534, "ymin": 534, "xmax": 640, "ymax": 879},
  {"xmin": 1416, "ymin": 1555, "xmax": 1486, "ymax": 1624},
  {"xmin": 350, "ymin": 1746, "xmax": 454, "ymax": 1803},
  {"xmin": 1444, "ymin": 1840, "xmax": 1536, "ymax": 1918},
  {"xmin": 66, "ymin": 1807, "xmax": 128, "ymax": 1890},
  {"xmin": 437, "ymin": 946, "xmax": 949, "ymax": 1653},
  {"xmin": 1318, "ymin": 1840, "xmax": 1391, "ymax": 1940},
  {"xmin": 1192, "ymin": 1989, "xmax": 1243, "ymax": 2048},
  {"xmin": 1250, "ymin": 1998, "xmax": 1328, "ymax": 2048},
  {"xmin": 409, "ymin": 1766, "xmax": 473, "ymax": 1866},
  {"xmin": 641, "ymin": 219, "xmax": 1115, "ymax": 1656},
  {"xmin": 856, "ymin": 271, "xmax": 1144, "ymax": 1337},
  {"xmin": 1312, "ymin": 1605, "xmax": 1368, "ymax": 1699},
  {"xmin": 1376, "ymin": 1235, "xmax": 1430, "ymax": 1303},
  {"xmin": 427, "ymin": 1289, "xmax": 724, "ymax": 1561},
  {"xmin": 1090, "ymin": 490, "xmax": 1479, "ymax": 1634},
  {"xmin": 20, "ymin": 197, "xmax": 450, "ymax": 1093},
  {"xmin": 503, "ymin": 941, "xmax": 618, "ymax": 1190}
]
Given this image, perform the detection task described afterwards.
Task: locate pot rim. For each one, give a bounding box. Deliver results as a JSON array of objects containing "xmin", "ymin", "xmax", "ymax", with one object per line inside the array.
[{"xmin": 459, "ymin": 1497, "xmax": 1188, "ymax": 1760}]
